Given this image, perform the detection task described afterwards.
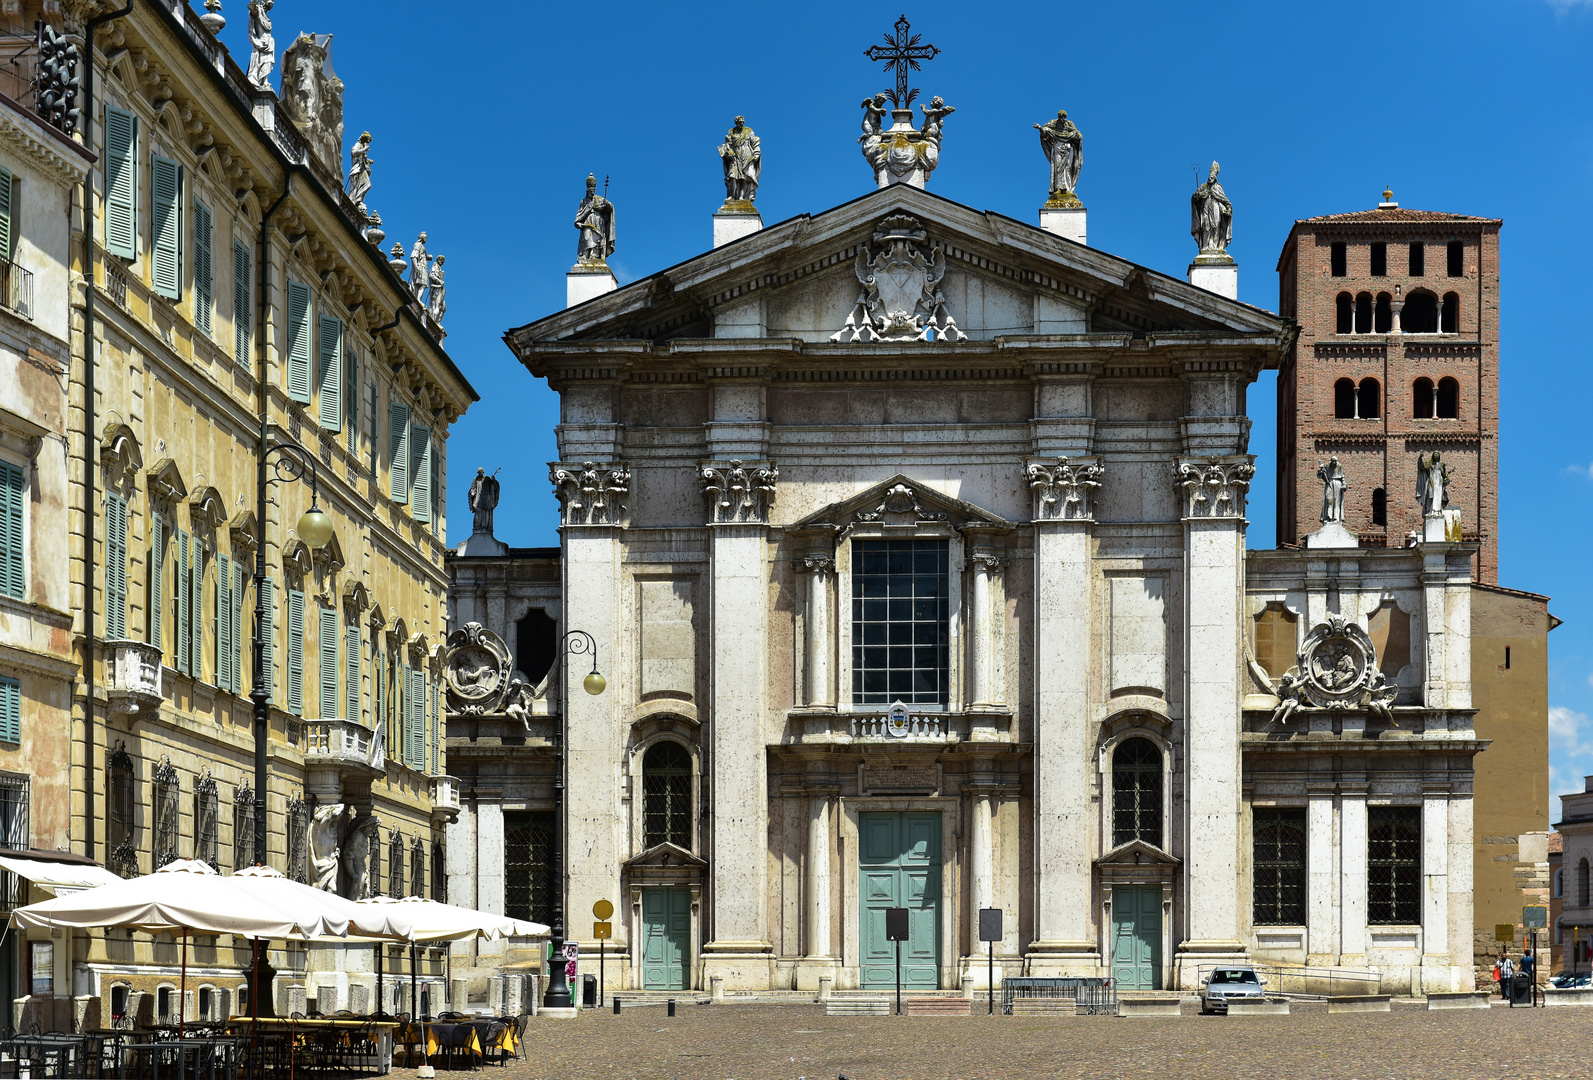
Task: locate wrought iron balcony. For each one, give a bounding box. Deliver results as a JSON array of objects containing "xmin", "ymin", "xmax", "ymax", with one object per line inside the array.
[
  {"xmin": 104, "ymin": 640, "xmax": 163, "ymax": 716},
  {"xmin": 429, "ymin": 775, "xmax": 460, "ymax": 824},
  {"xmin": 303, "ymin": 718, "xmax": 385, "ymax": 778},
  {"xmin": 0, "ymin": 258, "xmax": 33, "ymax": 320}
]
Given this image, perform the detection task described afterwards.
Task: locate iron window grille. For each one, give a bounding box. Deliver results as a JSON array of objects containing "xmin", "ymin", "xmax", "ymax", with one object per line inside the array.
[
  {"xmin": 107, "ymin": 741, "xmax": 138, "ymax": 877},
  {"xmin": 851, "ymin": 539, "xmax": 949, "ymax": 706},
  {"xmin": 410, "ymin": 835, "xmax": 425, "ymax": 900},
  {"xmin": 0, "ymin": 772, "xmax": 29, "ymax": 911},
  {"xmin": 431, "ymin": 842, "xmax": 445, "ymax": 902},
  {"xmin": 234, "ymin": 784, "xmax": 254, "ymax": 871},
  {"xmin": 194, "ymin": 772, "xmax": 219, "ymax": 869},
  {"xmin": 366, "ymin": 823, "xmax": 381, "ymax": 899},
  {"xmin": 286, "ymin": 795, "xmax": 309, "ymax": 884},
  {"xmin": 1252, "ymin": 807, "xmax": 1307, "ymax": 925},
  {"xmin": 152, "ymin": 760, "xmax": 180, "ymax": 868},
  {"xmin": 388, "ymin": 831, "xmax": 404, "ymax": 898},
  {"xmin": 1367, "ymin": 806, "xmax": 1421, "ymax": 924},
  {"xmin": 642, "ymin": 741, "xmax": 692, "ymax": 849},
  {"xmin": 504, "ymin": 810, "xmax": 552, "ymax": 925},
  {"xmin": 1111, "ymin": 737, "xmax": 1163, "ymax": 849}
]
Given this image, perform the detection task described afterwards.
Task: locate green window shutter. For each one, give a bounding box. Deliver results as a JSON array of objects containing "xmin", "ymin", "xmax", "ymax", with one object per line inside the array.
[
  {"xmin": 260, "ymin": 577, "xmax": 275, "ymax": 704},
  {"xmin": 233, "ymin": 240, "xmax": 252, "ymax": 363},
  {"xmin": 346, "ymin": 620, "xmax": 361, "ymax": 725},
  {"xmin": 0, "ymin": 460, "xmax": 23, "ymax": 601},
  {"xmin": 430, "ymin": 437, "xmax": 443, "ymax": 541},
  {"xmin": 232, "ymin": 561, "xmax": 243, "ymax": 696},
  {"xmin": 343, "ymin": 348, "xmax": 359, "ymax": 450},
  {"xmin": 190, "ymin": 536, "xmax": 204, "ymax": 680},
  {"xmin": 409, "ymin": 424, "xmax": 431, "ymax": 523},
  {"xmin": 193, "ymin": 199, "xmax": 212, "ymax": 336},
  {"xmin": 389, "ymin": 403, "xmax": 410, "ymax": 503},
  {"xmin": 319, "ymin": 606, "xmax": 338, "ymax": 718},
  {"xmin": 105, "ymin": 493, "xmax": 128, "ymax": 639},
  {"xmin": 151, "ymin": 154, "xmax": 182, "ymax": 300},
  {"xmin": 216, "ymin": 553, "xmax": 232, "ymax": 693},
  {"xmin": 413, "ymin": 669, "xmax": 426, "ymax": 769},
  {"xmin": 317, "ymin": 315, "xmax": 342, "ymax": 431},
  {"xmin": 367, "ymin": 383, "xmax": 378, "ymax": 473},
  {"xmin": 0, "ymin": 675, "xmax": 19, "ymax": 744},
  {"xmin": 287, "ymin": 588, "xmax": 305, "ymax": 715},
  {"xmin": 174, "ymin": 530, "xmax": 189, "ymax": 673},
  {"xmin": 373, "ymin": 647, "xmax": 384, "ymax": 736},
  {"xmin": 104, "ymin": 106, "xmax": 137, "ymax": 260},
  {"xmin": 398, "ymin": 663, "xmax": 411, "ymax": 764},
  {"xmin": 429, "ymin": 677, "xmax": 439, "ymax": 774},
  {"xmin": 287, "ymin": 281, "xmax": 312, "ymax": 403},
  {"xmin": 145, "ymin": 516, "xmax": 163, "ymax": 651},
  {"xmin": 0, "ymin": 165, "xmax": 15, "ymax": 262}
]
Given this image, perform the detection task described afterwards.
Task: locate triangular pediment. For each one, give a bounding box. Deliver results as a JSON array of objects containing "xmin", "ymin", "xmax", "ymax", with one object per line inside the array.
[
  {"xmin": 623, "ymin": 842, "xmax": 706, "ymax": 870},
  {"xmin": 1095, "ymin": 838, "xmax": 1180, "ymax": 866},
  {"xmin": 507, "ymin": 185, "xmax": 1290, "ymax": 356},
  {"xmin": 792, "ymin": 473, "xmax": 1014, "ymax": 533}
]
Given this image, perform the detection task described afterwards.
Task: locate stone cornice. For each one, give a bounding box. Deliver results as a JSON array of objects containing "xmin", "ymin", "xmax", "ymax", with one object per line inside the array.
[{"xmin": 0, "ymin": 94, "xmax": 94, "ymax": 189}]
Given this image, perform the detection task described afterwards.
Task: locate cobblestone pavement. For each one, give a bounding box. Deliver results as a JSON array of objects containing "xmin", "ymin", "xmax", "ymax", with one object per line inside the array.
[{"xmin": 390, "ymin": 1000, "xmax": 1593, "ymax": 1080}]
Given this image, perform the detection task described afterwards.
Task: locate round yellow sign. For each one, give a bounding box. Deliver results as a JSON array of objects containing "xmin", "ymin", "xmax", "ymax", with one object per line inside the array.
[{"xmin": 593, "ymin": 899, "xmax": 614, "ymax": 920}]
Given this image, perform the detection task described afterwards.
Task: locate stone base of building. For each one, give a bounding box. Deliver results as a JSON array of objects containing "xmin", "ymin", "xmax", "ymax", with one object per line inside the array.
[
  {"xmin": 1172, "ymin": 940, "xmax": 1248, "ymax": 990},
  {"xmin": 791, "ymin": 956, "xmax": 841, "ymax": 993},
  {"xmin": 699, "ymin": 941, "xmax": 775, "ymax": 991},
  {"xmin": 958, "ymin": 954, "xmax": 1022, "ymax": 990},
  {"xmin": 1022, "ymin": 940, "xmax": 1102, "ymax": 978}
]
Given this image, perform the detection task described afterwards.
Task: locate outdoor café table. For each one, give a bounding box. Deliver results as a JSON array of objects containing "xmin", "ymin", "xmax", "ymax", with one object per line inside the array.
[
  {"xmin": 3, "ymin": 1033, "xmax": 92, "ymax": 1078},
  {"xmin": 400, "ymin": 1022, "xmax": 483, "ymax": 1067},
  {"xmin": 115, "ymin": 1039, "xmax": 202, "ymax": 1080},
  {"xmin": 222, "ymin": 1019, "xmax": 395, "ymax": 1076},
  {"xmin": 468, "ymin": 1022, "xmax": 517, "ymax": 1064}
]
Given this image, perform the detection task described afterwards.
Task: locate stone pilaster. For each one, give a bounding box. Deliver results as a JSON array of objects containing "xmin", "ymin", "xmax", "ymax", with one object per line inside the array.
[
  {"xmin": 1339, "ymin": 785, "xmax": 1369, "ymax": 966},
  {"xmin": 794, "ymin": 764, "xmax": 841, "ymax": 993},
  {"xmin": 1305, "ymin": 787, "xmax": 1337, "ymax": 965},
  {"xmin": 795, "ymin": 550, "xmax": 835, "ymax": 708}
]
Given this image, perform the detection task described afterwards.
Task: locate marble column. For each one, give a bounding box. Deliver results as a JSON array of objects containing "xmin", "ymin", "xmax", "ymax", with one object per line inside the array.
[
  {"xmin": 1173, "ymin": 456, "xmax": 1252, "ymax": 988},
  {"xmin": 799, "ymin": 554, "xmax": 834, "ymax": 708},
  {"xmin": 966, "ymin": 555, "xmax": 997, "ymax": 708},
  {"xmin": 1446, "ymin": 791, "xmax": 1475, "ymax": 992},
  {"xmin": 807, "ymin": 795, "xmax": 832, "ymax": 958}
]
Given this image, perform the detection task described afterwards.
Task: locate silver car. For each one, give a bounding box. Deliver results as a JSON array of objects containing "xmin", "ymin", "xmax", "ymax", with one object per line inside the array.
[{"xmin": 1200, "ymin": 966, "xmax": 1267, "ymax": 1014}]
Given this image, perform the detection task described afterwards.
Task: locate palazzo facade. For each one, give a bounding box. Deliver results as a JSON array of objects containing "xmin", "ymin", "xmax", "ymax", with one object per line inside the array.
[{"xmin": 446, "ymin": 184, "xmax": 1483, "ymax": 997}]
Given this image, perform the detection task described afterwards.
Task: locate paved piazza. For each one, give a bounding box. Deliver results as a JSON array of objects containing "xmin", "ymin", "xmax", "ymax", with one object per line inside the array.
[{"xmin": 399, "ymin": 1001, "xmax": 1592, "ymax": 1079}]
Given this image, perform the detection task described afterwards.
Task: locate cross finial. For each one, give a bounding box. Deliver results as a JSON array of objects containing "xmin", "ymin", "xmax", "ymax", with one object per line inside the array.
[{"xmin": 864, "ymin": 14, "xmax": 940, "ymax": 107}]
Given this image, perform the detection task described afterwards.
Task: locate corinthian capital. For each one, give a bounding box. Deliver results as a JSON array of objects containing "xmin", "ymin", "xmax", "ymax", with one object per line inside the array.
[
  {"xmin": 549, "ymin": 461, "xmax": 631, "ymax": 526},
  {"xmin": 1026, "ymin": 456, "xmax": 1103, "ymax": 521},
  {"xmin": 1175, "ymin": 455, "xmax": 1255, "ymax": 519},
  {"xmin": 701, "ymin": 459, "xmax": 778, "ymax": 524}
]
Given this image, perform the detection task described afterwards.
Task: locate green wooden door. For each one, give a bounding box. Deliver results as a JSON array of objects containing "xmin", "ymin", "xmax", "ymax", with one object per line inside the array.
[
  {"xmin": 1111, "ymin": 885, "xmax": 1161, "ymax": 990},
  {"xmin": 859, "ymin": 812, "xmax": 941, "ymax": 989},
  {"xmin": 641, "ymin": 886, "xmax": 690, "ymax": 990}
]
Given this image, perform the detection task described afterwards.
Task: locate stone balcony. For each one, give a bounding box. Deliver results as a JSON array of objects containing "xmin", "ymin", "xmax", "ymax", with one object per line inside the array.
[
  {"xmin": 104, "ymin": 639, "xmax": 163, "ymax": 717},
  {"xmin": 780, "ymin": 704, "xmax": 1016, "ymax": 748},
  {"xmin": 303, "ymin": 718, "xmax": 385, "ymax": 780},
  {"xmin": 429, "ymin": 775, "xmax": 461, "ymax": 824}
]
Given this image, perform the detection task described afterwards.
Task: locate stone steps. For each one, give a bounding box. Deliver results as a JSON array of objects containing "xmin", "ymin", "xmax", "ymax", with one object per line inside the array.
[
  {"xmin": 826, "ymin": 998, "xmax": 890, "ymax": 1016},
  {"xmin": 907, "ymin": 996, "xmax": 969, "ymax": 1016}
]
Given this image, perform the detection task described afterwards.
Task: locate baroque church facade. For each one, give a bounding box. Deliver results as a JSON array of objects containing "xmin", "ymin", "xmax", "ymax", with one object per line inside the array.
[{"xmin": 447, "ymin": 162, "xmax": 1488, "ymax": 996}]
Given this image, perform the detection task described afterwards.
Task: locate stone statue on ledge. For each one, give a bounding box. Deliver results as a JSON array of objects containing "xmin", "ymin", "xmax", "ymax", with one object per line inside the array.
[
  {"xmin": 347, "ymin": 131, "xmax": 372, "ymax": 205},
  {"xmin": 1035, "ymin": 110, "xmax": 1083, "ymax": 207},
  {"xmin": 860, "ymin": 94, "xmax": 953, "ymax": 189},
  {"xmin": 427, "ymin": 255, "xmax": 446, "ymax": 326},
  {"xmin": 1417, "ymin": 452, "xmax": 1450, "ymax": 516},
  {"xmin": 574, "ymin": 174, "xmax": 616, "ymax": 264},
  {"xmin": 468, "ymin": 468, "xmax": 500, "ymax": 536},
  {"xmin": 246, "ymin": 0, "xmax": 275, "ymax": 88},
  {"xmin": 1191, "ymin": 161, "xmax": 1233, "ymax": 255},
  {"xmin": 408, "ymin": 232, "xmax": 429, "ymax": 304},
  {"xmin": 1317, "ymin": 457, "xmax": 1347, "ymax": 523},
  {"xmin": 718, "ymin": 116, "xmax": 761, "ymax": 206}
]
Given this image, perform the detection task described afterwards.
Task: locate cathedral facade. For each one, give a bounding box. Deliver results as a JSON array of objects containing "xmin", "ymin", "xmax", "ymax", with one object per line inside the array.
[{"xmin": 446, "ymin": 179, "xmax": 1485, "ymax": 997}]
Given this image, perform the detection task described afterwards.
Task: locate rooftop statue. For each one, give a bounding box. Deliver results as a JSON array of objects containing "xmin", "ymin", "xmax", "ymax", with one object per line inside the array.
[
  {"xmin": 409, "ymin": 232, "xmax": 429, "ymax": 304},
  {"xmin": 1417, "ymin": 452, "xmax": 1450, "ymax": 517},
  {"xmin": 279, "ymin": 33, "xmax": 345, "ymax": 178},
  {"xmin": 468, "ymin": 468, "xmax": 500, "ymax": 537},
  {"xmin": 246, "ymin": 0, "xmax": 275, "ymax": 88},
  {"xmin": 427, "ymin": 255, "xmax": 446, "ymax": 328},
  {"xmin": 1035, "ymin": 110, "xmax": 1083, "ymax": 207},
  {"xmin": 718, "ymin": 116, "xmax": 761, "ymax": 207},
  {"xmin": 1191, "ymin": 161, "xmax": 1234, "ymax": 256},
  {"xmin": 574, "ymin": 174, "xmax": 616, "ymax": 265},
  {"xmin": 347, "ymin": 130, "xmax": 372, "ymax": 206}
]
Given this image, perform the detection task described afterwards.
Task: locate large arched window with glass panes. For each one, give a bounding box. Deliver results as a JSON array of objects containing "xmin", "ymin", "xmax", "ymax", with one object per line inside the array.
[
  {"xmin": 643, "ymin": 741, "xmax": 693, "ymax": 850},
  {"xmin": 1112, "ymin": 738, "xmax": 1163, "ymax": 849}
]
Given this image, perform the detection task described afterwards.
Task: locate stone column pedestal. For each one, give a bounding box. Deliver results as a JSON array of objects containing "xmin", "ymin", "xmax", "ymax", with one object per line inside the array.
[
  {"xmin": 713, "ymin": 206, "xmax": 763, "ymax": 248},
  {"xmin": 1039, "ymin": 206, "xmax": 1086, "ymax": 245},
  {"xmin": 1187, "ymin": 254, "xmax": 1237, "ymax": 299},
  {"xmin": 567, "ymin": 263, "xmax": 618, "ymax": 307}
]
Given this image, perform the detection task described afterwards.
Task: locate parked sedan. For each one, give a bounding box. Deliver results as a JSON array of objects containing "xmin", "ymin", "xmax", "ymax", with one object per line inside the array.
[{"xmin": 1200, "ymin": 967, "xmax": 1268, "ymax": 1014}]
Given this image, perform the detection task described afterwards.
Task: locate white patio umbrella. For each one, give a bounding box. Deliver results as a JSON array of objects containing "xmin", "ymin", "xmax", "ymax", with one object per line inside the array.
[{"xmin": 230, "ymin": 866, "xmax": 416, "ymax": 939}]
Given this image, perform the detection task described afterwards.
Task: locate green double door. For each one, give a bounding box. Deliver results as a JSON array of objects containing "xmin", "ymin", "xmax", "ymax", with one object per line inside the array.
[
  {"xmin": 1111, "ymin": 885, "xmax": 1161, "ymax": 990},
  {"xmin": 859, "ymin": 812, "xmax": 941, "ymax": 989},
  {"xmin": 640, "ymin": 886, "xmax": 691, "ymax": 990}
]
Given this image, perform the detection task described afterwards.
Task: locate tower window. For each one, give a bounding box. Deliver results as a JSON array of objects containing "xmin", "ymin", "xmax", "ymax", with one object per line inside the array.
[
  {"xmin": 1447, "ymin": 241, "xmax": 1464, "ymax": 277},
  {"xmin": 1441, "ymin": 292, "xmax": 1459, "ymax": 334},
  {"xmin": 1370, "ymin": 242, "xmax": 1387, "ymax": 276},
  {"xmin": 1334, "ymin": 378, "xmax": 1357, "ymax": 419},
  {"xmin": 1374, "ymin": 292, "xmax": 1392, "ymax": 333},
  {"xmin": 1335, "ymin": 292, "xmax": 1353, "ymax": 334},
  {"xmin": 1504, "ymin": 647, "xmax": 1511, "ymax": 670},
  {"xmin": 1402, "ymin": 291, "xmax": 1438, "ymax": 333},
  {"xmin": 1371, "ymin": 488, "xmax": 1387, "ymax": 526},
  {"xmin": 1436, "ymin": 377, "xmax": 1459, "ymax": 419},
  {"xmin": 1413, "ymin": 378, "xmax": 1435, "ymax": 419},
  {"xmin": 1408, "ymin": 242, "xmax": 1424, "ymax": 277},
  {"xmin": 1355, "ymin": 292, "xmax": 1372, "ymax": 334},
  {"xmin": 1330, "ymin": 242, "xmax": 1347, "ymax": 277},
  {"xmin": 1358, "ymin": 378, "xmax": 1381, "ymax": 419}
]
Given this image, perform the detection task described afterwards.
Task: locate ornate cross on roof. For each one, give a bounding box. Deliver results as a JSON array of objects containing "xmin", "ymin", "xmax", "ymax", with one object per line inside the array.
[{"xmin": 865, "ymin": 14, "xmax": 940, "ymax": 107}]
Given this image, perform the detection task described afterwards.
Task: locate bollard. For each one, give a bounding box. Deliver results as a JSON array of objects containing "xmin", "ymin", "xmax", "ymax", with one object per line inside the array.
[
  {"xmin": 667, "ymin": 998, "xmax": 676, "ymax": 1017},
  {"xmin": 613, "ymin": 997, "xmax": 621, "ymax": 1014}
]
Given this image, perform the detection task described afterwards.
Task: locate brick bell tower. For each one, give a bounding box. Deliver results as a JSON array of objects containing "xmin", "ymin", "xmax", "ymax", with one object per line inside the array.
[{"xmin": 1275, "ymin": 189, "xmax": 1501, "ymax": 581}]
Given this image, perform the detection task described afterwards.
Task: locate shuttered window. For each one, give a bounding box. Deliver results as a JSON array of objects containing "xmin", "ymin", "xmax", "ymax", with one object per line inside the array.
[
  {"xmin": 189, "ymin": 535, "xmax": 204, "ymax": 681},
  {"xmin": 0, "ymin": 676, "xmax": 19, "ymax": 744},
  {"xmin": 430, "ymin": 436, "xmax": 442, "ymax": 540},
  {"xmin": 409, "ymin": 424, "xmax": 431, "ymax": 523},
  {"xmin": 367, "ymin": 383, "xmax": 378, "ymax": 473},
  {"xmin": 175, "ymin": 530, "xmax": 189, "ymax": 673},
  {"xmin": 413, "ymin": 668, "xmax": 427, "ymax": 770},
  {"xmin": 216, "ymin": 553, "xmax": 233, "ymax": 692},
  {"xmin": 318, "ymin": 606, "xmax": 338, "ymax": 718},
  {"xmin": 286, "ymin": 588, "xmax": 305, "ymax": 716},
  {"xmin": 105, "ymin": 493, "xmax": 128, "ymax": 639},
  {"xmin": 346, "ymin": 621, "xmax": 361, "ymax": 725},
  {"xmin": 104, "ymin": 106, "xmax": 137, "ymax": 260},
  {"xmin": 287, "ymin": 281, "xmax": 312, "ymax": 403},
  {"xmin": 145, "ymin": 516, "xmax": 164, "ymax": 652},
  {"xmin": 231, "ymin": 560, "xmax": 243, "ymax": 693},
  {"xmin": 259, "ymin": 577, "xmax": 275, "ymax": 703},
  {"xmin": 193, "ymin": 200, "xmax": 212, "ymax": 336},
  {"xmin": 0, "ymin": 166, "xmax": 15, "ymax": 261},
  {"xmin": 429, "ymin": 676, "xmax": 439, "ymax": 775},
  {"xmin": 0, "ymin": 460, "xmax": 23, "ymax": 601},
  {"xmin": 233, "ymin": 240, "xmax": 252, "ymax": 363},
  {"xmin": 373, "ymin": 645, "xmax": 385, "ymax": 738},
  {"xmin": 150, "ymin": 154, "xmax": 182, "ymax": 300},
  {"xmin": 316, "ymin": 315, "xmax": 342, "ymax": 432},
  {"xmin": 388, "ymin": 403, "xmax": 410, "ymax": 503},
  {"xmin": 344, "ymin": 348, "xmax": 360, "ymax": 454}
]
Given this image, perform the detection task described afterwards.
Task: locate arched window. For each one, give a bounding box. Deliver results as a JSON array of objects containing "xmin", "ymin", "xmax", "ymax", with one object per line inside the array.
[
  {"xmin": 1436, "ymin": 377, "xmax": 1459, "ymax": 419},
  {"xmin": 1403, "ymin": 291, "xmax": 1438, "ymax": 333},
  {"xmin": 1112, "ymin": 737, "xmax": 1162, "ymax": 849},
  {"xmin": 1357, "ymin": 378, "xmax": 1381, "ymax": 419},
  {"xmin": 1579, "ymin": 858, "xmax": 1590, "ymax": 908},
  {"xmin": 1413, "ymin": 378, "xmax": 1435, "ymax": 419},
  {"xmin": 1447, "ymin": 240, "xmax": 1464, "ymax": 277},
  {"xmin": 643, "ymin": 742, "xmax": 692, "ymax": 849},
  {"xmin": 1355, "ymin": 292, "xmax": 1372, "ymax": 334},
  {"xmin": 1334, "ymin": 378, "xmax": 1357, "ymax": 419},
  {"xmin": 1408, "ymin": 242, "xmax": 1425, "ymax": 277},
  {"xmin": 1372, "ymin": 488, "xmax": 1387, "ymax": 527},
  {"xmin": 1336, "ymin": 292, "xmax": 1353, "ymax": 334},
  {"xmin": 1441, "ymin": 292, "xmax": 1459, "ymax": 333},
  {"xmin": 388, "ymin": 831, "xmax": 404, "ymax": 898},
  {"xmin": 1374, "ymin": 292, "xmax": 1393, "ymax": 333}
]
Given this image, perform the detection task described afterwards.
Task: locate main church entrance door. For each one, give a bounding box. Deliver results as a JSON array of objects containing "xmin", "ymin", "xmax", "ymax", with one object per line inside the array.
[
  {"xmin": 640, "ymin": 886, "xmax": 690, "ymax": 990},
  {"xmin": 1111, "ymin": 884, "xmax": 1161, "ymax": 990},
  {"xmin": 859, "ymin": 812, "xmax": 941, "ymax": 989}
]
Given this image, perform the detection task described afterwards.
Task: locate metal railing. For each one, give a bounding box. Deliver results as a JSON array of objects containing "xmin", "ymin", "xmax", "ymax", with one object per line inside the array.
[
  {"xmin": 0, "ymin": 256, "xmax": 32, "ymax": 319},
  {"xmin": 1198, "ymin": 963, "xmax": 1382, "ymax": 999},
  {"xmin": 1001, "ymin": 977, "xmax": 1117, "ymax": 1015}
]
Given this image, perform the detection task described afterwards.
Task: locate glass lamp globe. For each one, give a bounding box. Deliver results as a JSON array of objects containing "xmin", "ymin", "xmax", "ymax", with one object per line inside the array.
[
  {"xmin": 297, "ymin": 505, "xmax": 334, "ymax": 548},
  {"xmin": 583, "ymin": 671, "xmax": 607, "ymax": 696}
]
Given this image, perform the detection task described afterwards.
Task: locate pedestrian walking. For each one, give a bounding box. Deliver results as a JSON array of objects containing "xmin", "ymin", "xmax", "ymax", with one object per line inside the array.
[{"xmin": 1499, "ymin": 949, "xmax": 1515, "ymax": 999}]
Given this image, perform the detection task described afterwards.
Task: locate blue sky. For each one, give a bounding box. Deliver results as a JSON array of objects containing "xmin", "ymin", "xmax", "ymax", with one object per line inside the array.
[{"xmin": 219, "ymin": 0, "xmax": 1593, "ymax": 807}]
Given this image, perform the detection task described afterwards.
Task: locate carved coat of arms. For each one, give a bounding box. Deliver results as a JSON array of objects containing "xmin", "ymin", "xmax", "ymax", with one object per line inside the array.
[
  {"xmin": 1270, "ymin": 613, "xmax": 1398, "ymax": 725},
  {"xmin": 831, "ymin": 214, "xmax": 967, "ymax": 343},
  {"xmin": 443, "ymin": 622, "xmax": 513, "ymax": 715}
]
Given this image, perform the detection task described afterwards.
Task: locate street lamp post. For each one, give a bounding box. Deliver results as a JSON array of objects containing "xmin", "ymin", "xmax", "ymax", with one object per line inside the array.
[
  {"xmin": 543, "ymin": 629, "xmax": 606, "ymax": 1011},
  {"xmin": 244, "ymin": 417, "xmax": 334, "ymax": 1016}
]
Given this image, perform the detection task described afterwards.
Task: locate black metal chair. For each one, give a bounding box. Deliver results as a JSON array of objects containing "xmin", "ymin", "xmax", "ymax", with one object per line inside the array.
[{"xmin": 441, "ymin": 1024, "xmax": 479, "ymax": 1073}]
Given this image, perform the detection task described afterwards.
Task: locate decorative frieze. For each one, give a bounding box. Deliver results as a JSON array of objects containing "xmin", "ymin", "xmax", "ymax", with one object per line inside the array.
[
  {"xmin": 1026, "ymin": 456, "xmax": 1103, "ymax": 521},
  {"xmin": 1175, "ymin": 456, "xmax": 1254, "ymax": 519},
  {"xmin": 700, "ymin": 459, "xmax": 778, "ymax": 524},
  {"xmin": 549, "ymin": 460, "xmax": 631, "ymax": 526}
]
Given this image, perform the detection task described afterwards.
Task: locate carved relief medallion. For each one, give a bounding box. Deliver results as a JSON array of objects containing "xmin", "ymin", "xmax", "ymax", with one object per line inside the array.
[{"xmin": 443, "ymin": 621, "xmax": 513, "ymax": 715}]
